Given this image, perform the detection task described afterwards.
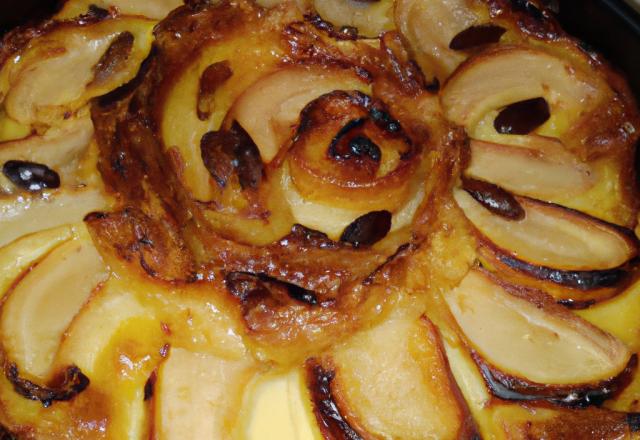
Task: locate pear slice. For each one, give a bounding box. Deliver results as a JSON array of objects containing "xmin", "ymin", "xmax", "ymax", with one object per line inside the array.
[
  {"xmin": 322, "ymin": 316, "xmax": 476, "ymax": 440},
  {"xmin": 0, "ymin": 224, "xmax": 75, "ymax": 298},
  {"xmin": 241, "ymin": 369, "xmax": 323, "ymax": 440},
  {"xmin": 157, "ymin": 15, "xmax": 295, "ymax": 202},
  {"xmin": 312, "ymin": 0, "xmax": 395, "ymax": 38},
  {"xmin": 0, "ymin": 108, "xmax": 31, "ymax": 143},
  {"xmin": 476, "ymin": 244, "xmax": 629, "ymax": 307},
  {"xmin": 395, "ymin": 0, "xmax": 481, "ymax": 80},
  {"xmin": 275, "ymin": 162, "xmax": 424, "ymax": 241},
  {"xmin": 0, "ymin": 17, "xmax": 155, "ymax": 127},
  {"xmin": 465, "ymin": 138, "xmax": 595, "ymax": 199},
  {"xmin": 230, "ymin": 65, "xmax": 371, "ymax": 164},
  {"xmin": 441, "ymin": 45, "xmax": 611, "ymax": 140},
  {"xmin": 0, "ymin": 224, "xmax": 108, "ymax": 378},
  {"xmin": 0, "ymin": 117, "xmax": 94, "ymax": 193},
  {"xmin": 154, "ymin": 347, "xmax": 257, "ymax": 440},
  {"xmin": 453, "ymin": 188, "xmax": 637, "ymax": 271},
  {"xmin": 444, "ymin": 270, "xmax": 631, "ymax": 387},
  {"xmin": 0, "ymin": 185, "xmax": 114, "ymax": 248},
  {"xmin": 56, "ymin": 0, "xmax": 184, "ymax": 20}
]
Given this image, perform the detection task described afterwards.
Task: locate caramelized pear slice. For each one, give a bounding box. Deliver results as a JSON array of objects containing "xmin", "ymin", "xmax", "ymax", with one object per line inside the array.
[
  {"xmin": 476, "ymin": 245, "xmax": 629, "ymax": 307},
  {"xmin": 311, "ymin": 0, "xmax": 395, "ymax": 38},
  {"xmin": 56, "ymin": 0, "xmax": 184, "ymax": 20},
  {"xmin": 444, "ymin": 270, "xmax": 631, "ymax": 386},
  {"xmin": 0, "ymin": 17, "xmax": 155, "ymax": 127},
  {"xmin": 0, "ymin": 225, "xmax": 108, "ymax": 378},
  {"xmin": 326, "ymin": 316, "xmax": 476, "ymax": 440},
  {"xmin": 441, "ymin": 46, "xmax": 610, "ymax": 139},
  {"xmin": 465, "ymin": 138, "xmax": 595, "ymax": 199},
  {"xmin": 395, "ymin": 0, "xmax": 480, "ymax": 80},
  {"xmin": 230, "ymin": 65, "xmax": 371, "ymax": 164},
  {"xmin": 453, "ymin": 188, "xmax": 637, "ymax": 271},
  {"xmin": 158, "ymin": 11, "xmax": 296, "ymax": 202},
  {"xmin": 276, "ymin": 162, "xmax": 423, "ymax": 240},
  {"xmin": 155, "ymin": 347, "xmax": 257, "ymax": 440}
]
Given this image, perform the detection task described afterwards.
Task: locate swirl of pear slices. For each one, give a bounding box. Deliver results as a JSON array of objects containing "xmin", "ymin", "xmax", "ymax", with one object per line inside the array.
[{"xmin": 1, "ymin": 0, "xmax": 640, "ymax": 439}]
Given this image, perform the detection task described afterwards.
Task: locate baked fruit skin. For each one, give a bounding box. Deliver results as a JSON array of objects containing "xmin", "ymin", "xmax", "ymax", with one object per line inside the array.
[{"xmin": 0, "ymin": 0, "xmax": 640, "ymax": 439}]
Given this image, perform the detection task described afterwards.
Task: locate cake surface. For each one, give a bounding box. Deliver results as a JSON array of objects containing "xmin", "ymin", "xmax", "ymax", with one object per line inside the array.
[{"xmin": 1, "ymin": 0, "xmax": 640, "ymax": 438}]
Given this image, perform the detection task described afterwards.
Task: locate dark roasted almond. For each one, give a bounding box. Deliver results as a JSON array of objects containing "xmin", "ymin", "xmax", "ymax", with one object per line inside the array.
[
  {"xmin": 449, "ymin": 24, "xmax": 507, "ymax": 50},
  {"xmin": 462, "ymin": 177, "xmax": 525, "ymax": 220},
  {"xmin": 494, "ymin": 97, "xmax": 550, "ymax": 135},
  {"xmin": 2, "ymin": 160, "xmax": 61, "ymax": 192},
  {"xmin": 340, "ymin": 210, "xmax": 392, "ymax": 248}
]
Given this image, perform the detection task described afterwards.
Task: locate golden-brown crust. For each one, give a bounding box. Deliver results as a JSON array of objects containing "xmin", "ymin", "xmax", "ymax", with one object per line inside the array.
[{"xmin": 1, "ymin": 0, "xmax": 640, "ymax": 437}]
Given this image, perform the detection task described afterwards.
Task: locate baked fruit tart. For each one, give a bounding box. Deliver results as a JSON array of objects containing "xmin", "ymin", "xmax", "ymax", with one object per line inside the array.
[{"xmin": 1, "ymin": 0, "xmax": 640, "ymax": 438}]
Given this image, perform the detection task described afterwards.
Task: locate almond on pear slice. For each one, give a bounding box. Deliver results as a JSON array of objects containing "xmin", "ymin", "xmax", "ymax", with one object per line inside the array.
[
  {"xmin": 444, "ymin": 270, "xmax": 632, "ymax": 387},
  {"xmin": 395, "ymin": 0, "xmax": 481, "ymax": 81},
  {"xmin": 476, "ymin": 244, "xmax": 630, "ymax": 307},
  {"xmin": 0, "ymin": 224, "xmax": 108, "ymax": 379},
  {"xmin": 453, "ymin": 188, "xmax": 637, "ymax": 271},
  {"xmin": 0, "ymin": 17, "xmax": 155, "ymax": 128},
  {"xmin": 0, "ymin": 117, "xmax": 94, "ymax": 193},
  {"xmin": 317, "ymin": 316, "xmax": 476, "ymax": 440},
  {"xmin": 465, "ymin": 138, "xmax": 595, "ymax": 199},
  {"xmin": 230, "ymin": 65, "xmax": 371, "ymax": 164},
  {"xmin": 157, "ymin": 12, "xmax": 297, "ymax": 202},
  {"xmin": 275, "ymin": 162, "xmax": 424, "ymax": 241},
  {"xmin": 440, "ymin": 46, "xmax": 611, "ymax": 139},
  {"xmin": 154, "ymin": 347, "xmax": 257, "ymax": 440}
]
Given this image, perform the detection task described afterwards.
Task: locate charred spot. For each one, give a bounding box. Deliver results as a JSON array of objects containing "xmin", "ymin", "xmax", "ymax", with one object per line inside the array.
[
  {"xmin": 329, "ymin": 119, "xmax": 383, "ymax": 163},
  {"xmin": 6, "ymin": 363, "xmax": 89, "ymax": 408},
  {"xmin": 226, "ymin": 272, "xmax": 319, "ymax": 306},
  {"xmin": 305, "ymin": 14, "xmax": 358, "ymax": 40},
  {"xmin": 340, "ymin": 210, "xmax": 392, "ymax": 248},
  {"xmin": 540, "ymin": 0, "xmax": 560, "ymax": 14},
  {"xmin": 348, "ymin": 136, "xmax": 382, "ymax": 161},
  {"xmin": 144, "ymin": 370, "xmax": 157, "ymax": 401},
  {"xmin": 98, "ymin": 49, "xmax": 157, "ymax": 109},
  {"xmin": 0, "ymin": 424, "xmax": 14, "ymax": 440},
  {"xmin": 84, "ymin": 212, "xmax": 108, "ymax": 221},
  {"xmin": 322, "ymin": 99, "xmax": 410, "ymax": 175},
  {"xmin": 91, "ymin": 31, "xmax": 135, "ymax": 86},
  {"xmin": 305, "ymin": 359, "xmax": 364, "ymax": 440},
  {"xmin": 86, "ymin": 4, "xmax": 112, "ymax": 20},
  {"xmin": 462, "ymin": 178, "xmax": 525, "ymax": 221},
  {"xmin": 557, "ymin": 298, "xmax": 597, "ymax": 310},
  {"xmin": 501, "ymin": 256, "xmax": 628, "ymax": 291},
  {"xmin": 2, "ymin": 160, "xmax": 60, "ymax": 192},
  {"xmin": 287, "ymin": 224, "xmax": 335, "ymax": 249},
  {"xmin": 510, "ymin": 0, "xmax": 545, "ymax": 21},
  {"xmin": 368, "ymin": 107, "xmax": 403, "ymax": 133},
  {"xmin": 84, "ymin": 208, "xmax": 193, "ymax": 282},
  {"xmin": 478, "ymin": 354, "xmax": 638, "ymax": 407},
  {"xmin": 201, "ymin": 121, "xmax": 263, "ymax": 190},
  {"xmin": 197, "ymin": 60, "xmax": 233, "ymax": 121},
  {"xmin": 494, "ymin": 97, "xmax": 550, "ymax": 135},
  {"xmin": 380, "ymin": 32, "xmax": 429, "ymax": 96},
  {"xmin": 628, "ymin": 413, "xmax": 640, "ymax": 432},
  {"xmin": 329, "ymin": 119, "xmax": 367, "ymax": 159},
  {"xmin": 449, "ymin": 24, "xmax": 507, "ymax": 50},
  {"xmin": 424, "ymin": 76, "xmax": 440, "ymax": 91}
]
